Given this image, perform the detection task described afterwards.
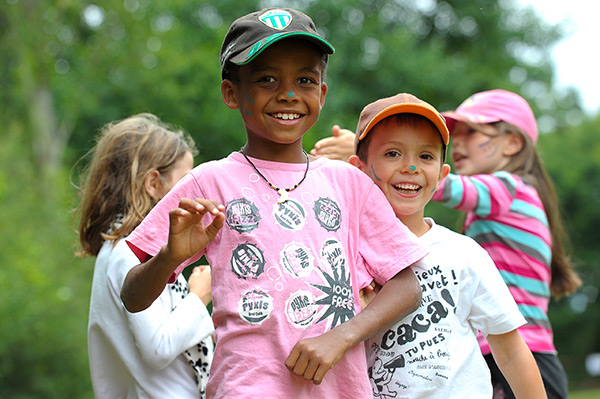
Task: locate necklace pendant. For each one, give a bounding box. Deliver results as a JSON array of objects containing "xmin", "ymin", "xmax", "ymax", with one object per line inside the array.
[{"xmin": 277, "ymin": 188, "xmax": 289, "ymax": 204}]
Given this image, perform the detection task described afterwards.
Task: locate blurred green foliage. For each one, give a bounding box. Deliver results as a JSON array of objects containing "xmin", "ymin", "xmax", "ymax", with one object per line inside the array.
[{"xmin": 0, "ymin": 0, "xmax": 598, "ymax": 397}]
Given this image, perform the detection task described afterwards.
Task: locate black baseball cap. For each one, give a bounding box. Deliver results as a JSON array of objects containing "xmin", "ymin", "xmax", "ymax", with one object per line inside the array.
[{"xmin": 220, "ymin": 8, "xmax": 335, "ymax": 78}]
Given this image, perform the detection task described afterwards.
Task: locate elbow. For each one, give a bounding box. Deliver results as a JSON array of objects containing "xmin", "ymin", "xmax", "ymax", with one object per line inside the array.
[
  {"xmin": 140, "ymin": 348, "xmax": 173, "ymax": 370},
  {"xmin": 120, "ymin": 284, "xmax": 150, "ymax": 313},
  {"xmin": 121, "ymin": 293, "xmax": 150, "ymax": 313},
  {"xmin": 408, "ymin": 273, "xmax": 422, "ymax": 313}
]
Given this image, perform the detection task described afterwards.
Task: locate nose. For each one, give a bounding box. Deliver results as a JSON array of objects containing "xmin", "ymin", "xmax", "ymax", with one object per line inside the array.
[
  {"xmin": 448, "ymin": 134, "xmax": 463, "ymax": 151},
  {"xmin": 401, "ymin": 157, "xmax": 418, "ymax": 174},
  {"xmin": 277, "ymin": 80, "xmax": 297, "ymax": 102}
]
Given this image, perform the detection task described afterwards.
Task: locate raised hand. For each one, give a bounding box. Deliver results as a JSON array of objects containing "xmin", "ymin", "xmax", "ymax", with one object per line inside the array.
[
  {"xmin": 310, "ymin": 124, "xmax": 356, "ymax": 162},
  {"xmin": 165, "ymin": 198, "xmax": 225, "ymax": 265}
]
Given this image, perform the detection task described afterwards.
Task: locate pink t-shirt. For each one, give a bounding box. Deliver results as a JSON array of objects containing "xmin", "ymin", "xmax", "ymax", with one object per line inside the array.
[{"xmin": 127, "ymin": 152, "xmax": 427, "ymax": 399}]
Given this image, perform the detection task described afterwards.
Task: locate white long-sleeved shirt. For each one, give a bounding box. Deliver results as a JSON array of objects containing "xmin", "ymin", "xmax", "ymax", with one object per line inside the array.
[{"xmin": 88, "ymin": 238, "xmax": 214, "ymax": 399}]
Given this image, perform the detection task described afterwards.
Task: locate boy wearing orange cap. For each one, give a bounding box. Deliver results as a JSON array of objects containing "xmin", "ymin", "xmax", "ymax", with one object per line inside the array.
[{"xmin": 351, "ymin": 93, "xmax": 546, "ymax": 399}]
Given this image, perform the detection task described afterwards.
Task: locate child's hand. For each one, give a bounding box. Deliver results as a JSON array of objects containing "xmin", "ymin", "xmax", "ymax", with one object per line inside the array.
[
  {"xmin": 285, "ymin": 329, "xmax": 350, "ymax": 385},
  {"xmin": 165, "ymin": 198, "xmax": 225, "ymax": 264},
  {"xmin": 188, "ymin": 265, "xmax": 211, "ymax": 306},
  {"xmin": 359, "ymin": 281, "xmax": 381, "ymax": 310},
  {"xmin": 309, "ymin": 125, "xmax": 356, "ymax": 162}
]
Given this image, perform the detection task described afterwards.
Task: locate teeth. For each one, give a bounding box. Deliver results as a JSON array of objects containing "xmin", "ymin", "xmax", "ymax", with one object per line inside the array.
[
  {"xmin": 275, "ymin": 113, "xmax": 300, "ymax": 120},
  {"xmin": 394, "ymin": 183, "xmax": 420, "ymax": 192}
]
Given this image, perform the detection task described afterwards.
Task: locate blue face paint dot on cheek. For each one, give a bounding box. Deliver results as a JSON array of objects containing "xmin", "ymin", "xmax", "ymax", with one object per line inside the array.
[{"xmin": 287, "ymin": 91, "xmax": 294, "ymax": 98}]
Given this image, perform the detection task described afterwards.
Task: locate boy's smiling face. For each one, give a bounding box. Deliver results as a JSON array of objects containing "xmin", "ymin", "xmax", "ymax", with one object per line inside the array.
[
  {"xmin": 351, "ymin": 116, "xmax": 450, "ymax": 234},
  {"xmin": 221, "ymin": 38, "xmax": 327, "ymax": 160}
]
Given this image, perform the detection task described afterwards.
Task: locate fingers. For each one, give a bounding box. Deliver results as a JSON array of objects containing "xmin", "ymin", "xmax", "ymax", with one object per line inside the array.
[
  {"xmin": 285, "ymin": 340, "xmax": 335, "ymax": 385},
  {"xmin": 188, "ymin": 266, "xmax": 212, "ymax": 305},
  {"xmin": 192, "ymin": 265, "xmax": 211, "ymax": 276},
  {"xmin": 285, "ymin": 346, "xmax": 300, "ymax": 371},
  {"xmin": 170, "ymin": 198, "xmax": 225, "ymax": 228},
  {"xmin": 287, "ymin": 356, "xmax": 330, "ymax": 385},
  {"xmin": 285, "ymin": 347, "xmax": 321, "ymax": 384},
  {"xmin": 166, "ymin": 198, "xmax": 225, "ymax": 261},
  {"xmin": 310, "ymin": 126, "xmax": 356, "ymax": 162},
  {"xmin": 204, "ymin": 207, "xmax": 225, "ymax": 239},
  {"xmin": 338, "ymin": 127, "xmax": 356, "ymax": 137},
  {"xmin": 331, "ymin": 124, "xmax": 341, "ymax": 137},
  {"xmin": 312, "ymin": 365, "xmax": 330, "ymax": 385},
  {"xmin": 168, "ymin": 199, "xmax": 224, "ymax": 234},
  {"xmin": 177, "ymin": 198, "xmax": 225, "ymax": 215}
]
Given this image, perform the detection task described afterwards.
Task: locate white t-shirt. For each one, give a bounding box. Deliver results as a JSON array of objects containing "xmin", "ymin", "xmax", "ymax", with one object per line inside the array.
[
  {"xmin": 366, "ymin": 219, "xmax": 526, "ymax": 399},
  {"xmin": 88, "ymin": 238, "xmax": 214, "ymax": 399},
  {"xmin": 127, "ymin": 153, "xmax": 428, "ymax": 399}
]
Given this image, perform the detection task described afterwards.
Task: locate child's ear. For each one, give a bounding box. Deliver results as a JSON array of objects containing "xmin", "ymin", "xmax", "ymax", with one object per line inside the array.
[
  {"xmin": 144, "ymin": 170, "xmax": 162, "ymax": 202},
  {"xmin": 221, "ymin": 79, "xmax": 239, "ymax": 110},
  {"xmin": 438, "ymin": 163, "xmax": 451, "ymax": 187},
  {"xmin": 503, "ymin": 132, "xmax": 525, "ymax": 156},
  {"xmin": 319, "ymin": 82, "xmax": 328, "ymax": 109},
  {"xmin": 349, "ymin": 155, "xmax": 366, "ymax": 172}
]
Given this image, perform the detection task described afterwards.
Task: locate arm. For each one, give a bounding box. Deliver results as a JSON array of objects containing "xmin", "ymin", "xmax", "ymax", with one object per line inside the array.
[
  {"xmin": 432, "ymin": 172, "xmax": 517, "ymax": 217},
  {"xmin": 127, "ymin": 272, "xmax": 214, "ymax": 369},
  {"xmin": 285, "ymin": 267, "xmax": 421, "ymax": 384},
  {"xmin": 121, "ymin": 198, "xmax": 225, "ymax": 313},
  {"xmin": 487, "ymin": 330, "xmax": 547, "ymax": 399},
  {"xmin": 309, "ymin": 125, "xmax": 356, "ymax": 162}
]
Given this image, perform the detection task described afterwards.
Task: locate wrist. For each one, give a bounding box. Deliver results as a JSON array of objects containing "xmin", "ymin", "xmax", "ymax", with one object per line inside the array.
[
  {"xmin": 330, "ymin": 321, "xmax": 361, "ymax": 349},
  {"xmin": 156, "ymin": 244, "xmax": 185, "ymax": 269},
  {"xmin": 190, "ymin": 290, "xmax": 212, "ymax": 307}
]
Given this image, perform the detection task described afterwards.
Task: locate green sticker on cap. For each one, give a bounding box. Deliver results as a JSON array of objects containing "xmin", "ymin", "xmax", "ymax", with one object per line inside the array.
[{"xmin": 259, "ymin": 9, "xmax": 292, "ymax": 30}]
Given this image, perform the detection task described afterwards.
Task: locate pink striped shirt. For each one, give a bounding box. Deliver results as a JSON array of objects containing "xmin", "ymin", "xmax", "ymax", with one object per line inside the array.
[{"xmin": 432, "ymin": 171, "xmax": 556, "ymax": 354}]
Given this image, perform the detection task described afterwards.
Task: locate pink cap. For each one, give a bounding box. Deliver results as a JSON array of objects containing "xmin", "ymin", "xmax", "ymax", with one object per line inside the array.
[{"xmin": 442, "ymin": 89, "xmax": 538, "ymax": 144}]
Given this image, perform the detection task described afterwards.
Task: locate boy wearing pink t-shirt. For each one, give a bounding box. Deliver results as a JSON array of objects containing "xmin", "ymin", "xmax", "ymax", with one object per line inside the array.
[{"xmin": 120, "ymin": 8, "xmax": 427, "ymax": 399}]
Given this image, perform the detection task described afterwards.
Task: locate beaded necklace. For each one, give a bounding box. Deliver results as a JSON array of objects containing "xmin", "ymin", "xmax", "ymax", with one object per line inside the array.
[{"xmin": 240, "ymin": 147, "xmax": 310, "ymax": 204}]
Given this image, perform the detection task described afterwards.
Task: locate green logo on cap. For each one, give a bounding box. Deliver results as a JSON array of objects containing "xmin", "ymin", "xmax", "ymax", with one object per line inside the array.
[
  {"xmin": 259, "ymin": 9, "xmax": 292, "ymax": 30},
  {"xmin": 246, "ymin": 33, "xmax": 285, "ymax": 60}
]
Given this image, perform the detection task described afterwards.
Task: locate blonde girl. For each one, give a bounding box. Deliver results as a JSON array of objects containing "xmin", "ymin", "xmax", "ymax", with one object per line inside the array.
[{"xmin": 76, "ymin": 113, "xmax": 214, "ymax": 399}]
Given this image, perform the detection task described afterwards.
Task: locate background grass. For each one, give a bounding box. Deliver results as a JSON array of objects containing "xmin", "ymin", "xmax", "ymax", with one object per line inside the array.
[{"xmin": 570, "ymin": 388, "xmax": 600, "ymax": 399}]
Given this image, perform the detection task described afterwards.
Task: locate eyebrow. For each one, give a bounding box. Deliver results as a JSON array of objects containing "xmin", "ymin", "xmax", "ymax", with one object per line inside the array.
[{"xmin": 383, "ymin": 141, "xmax": 441, "ymax": 153}]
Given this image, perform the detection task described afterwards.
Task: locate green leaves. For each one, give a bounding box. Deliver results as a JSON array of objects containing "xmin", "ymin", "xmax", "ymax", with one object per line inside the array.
[{"xmin": 0, "ymin": 0, "xmax": 597, "ymax": 395}]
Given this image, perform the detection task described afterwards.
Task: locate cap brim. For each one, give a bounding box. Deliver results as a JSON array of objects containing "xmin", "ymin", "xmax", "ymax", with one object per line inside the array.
[
  {"xmin": 229, "ymin": 32, "xmax": 335, "ymax": 65},
  {"xmin": 441, "ymin": 110, "xmax": 501, "ymax": 135},
  {"xmin": 361, "ymin": 103, "xmax": 449, "ymax": 145}
]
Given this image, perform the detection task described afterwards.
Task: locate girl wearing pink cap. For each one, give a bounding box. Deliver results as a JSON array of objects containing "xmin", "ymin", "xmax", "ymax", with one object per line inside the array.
[{"xmin": 432, "ymin": 89, "xmax": 580, "ymax": 399}]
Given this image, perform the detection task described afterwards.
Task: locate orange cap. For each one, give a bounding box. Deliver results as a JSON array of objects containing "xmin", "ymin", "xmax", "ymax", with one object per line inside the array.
[{"xmin": 355, "ymin": 93, "xmax": 449, "ymax": 153}]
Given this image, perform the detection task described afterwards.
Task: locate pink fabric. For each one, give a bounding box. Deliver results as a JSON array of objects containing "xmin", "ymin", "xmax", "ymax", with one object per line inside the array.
[
  {"xmin": 433, "ymin": 171, "xmax": 556, "ymax": 355},
  {"xmin": 442, "ymin": 89, "xmax": 538, "ymax": 143},
  {"xmin": 127, "ymin": 152, "xmax": 427, "ymax": 399}
]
